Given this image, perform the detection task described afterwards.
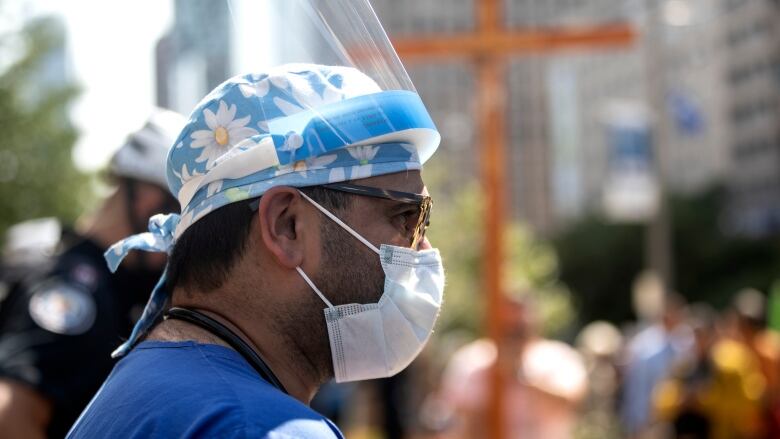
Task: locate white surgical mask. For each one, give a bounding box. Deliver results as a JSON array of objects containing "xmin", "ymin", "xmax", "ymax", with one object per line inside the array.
[{"xmin": 296, "ymin": 191, "xmax": 445, "ymax": 383}]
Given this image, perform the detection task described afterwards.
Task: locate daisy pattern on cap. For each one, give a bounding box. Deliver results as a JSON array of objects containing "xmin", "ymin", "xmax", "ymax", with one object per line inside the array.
[
  {"xmin": 348, "ymin": 145, "xmax": 380, "ymax": 179},
  {"xmin": 274, "ymin": 153, "xmax": 338, "ymax": 178},
  {"xmin": 190, "ymin": 100, "xmax": 259, "ymax": 170},
  {"xmin": 238, "ymin": 77, "xmax": 270, "ymax": 99},
  {"xmin": 171, "ymin": 164, "xmax": 202, "ymax": 185}
]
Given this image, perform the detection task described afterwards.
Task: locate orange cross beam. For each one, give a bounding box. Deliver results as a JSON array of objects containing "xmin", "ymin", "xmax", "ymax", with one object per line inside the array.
[
  {"xmin": 393, "ymin": 23, "xmax": 636, "ymax": 58},
  {"xmin": 392, "ymin": 2, "xmax": 635, "ymax": 439}
]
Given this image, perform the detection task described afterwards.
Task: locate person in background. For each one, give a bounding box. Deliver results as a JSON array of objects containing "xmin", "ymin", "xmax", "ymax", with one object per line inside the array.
[
  {"xmin": 620, "ymin": 272, "xmax": 692, "ymax": 438},
  {"xmin": 0, "ymin": 109, "xmax": 185, "ymax": 439},
  {"xmin": 653, "ymin": 303, "xmax": 719, "ymax": 439},
  {"xmin": 729, "ymin": 288, "xmax": 780, "ymax": 437},
  {"xmin": 439, "ymin": 294, "xmax": 587, "ymax": 439},
  {"xmin": 654, "ymin": 293, "xmax": 775, "ymax": 439},
  {"xmin": 575, "ymin": 320, "xmax": 624, "ymax": 438}
]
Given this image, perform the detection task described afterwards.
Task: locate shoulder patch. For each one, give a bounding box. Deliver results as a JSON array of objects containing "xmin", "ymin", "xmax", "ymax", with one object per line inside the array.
[{"xmin": 28, "ymin": 282, "xmax": 96, "ymax": 335}]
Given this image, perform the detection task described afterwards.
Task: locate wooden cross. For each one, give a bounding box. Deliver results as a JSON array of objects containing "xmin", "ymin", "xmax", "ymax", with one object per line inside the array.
[{"xmin": 392, "ymin": 2, "xmax": 635, "ymax": 438}]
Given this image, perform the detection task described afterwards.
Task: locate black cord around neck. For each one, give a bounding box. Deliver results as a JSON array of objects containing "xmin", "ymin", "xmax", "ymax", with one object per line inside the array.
[{"xmin": 165, "ymin": 307, "xmax": 287, "ymax": 394}]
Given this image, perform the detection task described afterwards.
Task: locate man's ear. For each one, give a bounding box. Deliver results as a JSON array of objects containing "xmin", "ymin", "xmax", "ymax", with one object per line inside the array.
[{"xmin": 255, "ymin": 186, "xmax": 308, "ymax": 269}]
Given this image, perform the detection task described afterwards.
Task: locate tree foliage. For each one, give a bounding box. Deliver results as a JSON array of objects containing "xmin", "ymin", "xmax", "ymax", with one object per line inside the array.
[
  {"xmin": 0, "ymin": 15, "xmax": 90, "ymax": 240},
  {"xmin": 553, "ymin": 186, "xmax": 780, "ymax": 326},
  {"xmin": 425, "ymin": 167, "xmax": 575, "ymax": 339}
]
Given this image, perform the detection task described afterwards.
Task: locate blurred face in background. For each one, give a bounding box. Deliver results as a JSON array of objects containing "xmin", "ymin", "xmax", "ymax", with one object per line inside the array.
[
  {"xmin": 688, "ymin": 306, "xmax": 718, "ymax": 358},
  {"xmin": 500, "ymin": 296, "xmax": 538, "ymax": 347},
  {"xmin": 661, "ymin": 294, "xmax": 687, "ymax": 331}
]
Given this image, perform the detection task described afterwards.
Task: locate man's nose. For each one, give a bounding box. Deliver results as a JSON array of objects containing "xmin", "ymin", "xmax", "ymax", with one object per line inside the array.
[{"xmin": 417, "ymin": 237, "xmax": 432, "ymax": 251}]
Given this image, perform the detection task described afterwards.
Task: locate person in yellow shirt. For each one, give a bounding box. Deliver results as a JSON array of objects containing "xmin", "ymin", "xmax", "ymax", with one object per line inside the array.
[{"xmin": 655, "ymin": 303, "xmax": 766, "ymax": 439}]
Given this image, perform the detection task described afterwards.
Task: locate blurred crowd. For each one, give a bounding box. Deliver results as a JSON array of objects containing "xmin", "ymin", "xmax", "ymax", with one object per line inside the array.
[
  {"xmin": 310, "ymin": 274, "xmax": 780, "ymax": 439},
  {"xmin": 614, "ymin": 285, "xmax": 780, "ymax": 439}
]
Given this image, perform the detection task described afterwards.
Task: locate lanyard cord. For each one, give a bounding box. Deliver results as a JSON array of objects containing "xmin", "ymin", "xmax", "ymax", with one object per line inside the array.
[{"xmin": 165, "ymin": 307, "xmax": 288, "ymax": 394}]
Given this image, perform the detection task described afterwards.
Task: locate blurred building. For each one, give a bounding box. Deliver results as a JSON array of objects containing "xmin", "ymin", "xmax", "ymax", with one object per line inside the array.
[
  {"xmin": 556, "ymin": 0, "xmax": 730, "ymax": 225},
  {"xmin": 16, "ymin": 13, "xmax": 73, "ymax": 131},
  {"xmin": 520, "ymin": 0, "xmax": 780, "ymax": 236},
  {"xmin": 155, "ymin": 1, "xmax": 325, "ymax": 116},
  {"xmin": 25, "ymin": 17, "xmax": 71, "ymax": 93},
  {"xmin": 720, "ymin": 0, "xmax": 780, "ymax": 235},
  {"xmin": 11, "ymin": 2, "xmax": 73, "ymax": 108},
  {"xmin": 156, "ymin": 0, "xmax": 233, "ymax": 115}
]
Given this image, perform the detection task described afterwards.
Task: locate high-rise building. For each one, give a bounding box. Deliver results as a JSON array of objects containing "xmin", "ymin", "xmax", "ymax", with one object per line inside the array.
[
  {"xmin": 13, "ymin": 14, "xmax": 72, "ymax": 108},
  {"xmin": 720, "ymin": 0, "xmax": 780, "ymax": 235},
  {"xmin": 156, "ymin": 0, "xmax": 233, "ymax": 115},
  {"xmin": 536, "ymin": 0, "xmax": 731, "ymax": 228}
]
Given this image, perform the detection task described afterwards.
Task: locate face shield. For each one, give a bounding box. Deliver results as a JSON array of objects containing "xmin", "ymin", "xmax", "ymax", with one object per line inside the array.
[
  {"xmin": 169, "ymin": 0, "xmax": 440, "ymax": 214},
  {"xmin": 232, "ymin": 0, "xmax": 416, "ymax": 91}
]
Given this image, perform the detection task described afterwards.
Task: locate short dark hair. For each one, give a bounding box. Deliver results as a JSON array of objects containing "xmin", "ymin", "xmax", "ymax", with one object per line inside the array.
[{"xmin": 165, "ymin": 186, "xmax": 351, "ymax": 293}]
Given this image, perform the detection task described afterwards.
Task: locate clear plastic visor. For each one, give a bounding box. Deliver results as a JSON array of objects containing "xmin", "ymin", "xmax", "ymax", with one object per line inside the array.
[{"xmin": 228, "ymin": 0, "xmax": 417, "ymax": 92}]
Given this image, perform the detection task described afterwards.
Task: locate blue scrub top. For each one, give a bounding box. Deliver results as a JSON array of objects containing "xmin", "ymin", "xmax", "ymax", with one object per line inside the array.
[{"xmin": 67, "ymin": 340, "xmax": 344, "ymax": 438}]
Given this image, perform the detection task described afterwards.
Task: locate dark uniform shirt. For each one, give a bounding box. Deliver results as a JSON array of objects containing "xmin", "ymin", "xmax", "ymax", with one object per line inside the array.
[{"xmin": 0, "ymin": 236, "xmax": 158, "ymax": 438}]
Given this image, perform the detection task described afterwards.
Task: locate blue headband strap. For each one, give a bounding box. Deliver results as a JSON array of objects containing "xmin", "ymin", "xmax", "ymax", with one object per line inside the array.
[
  {"xmin": 104, "ymin": 213, "xmax": 179, "ymax": 357},
  {"xmin": 269, "ymin": 90, "xmax": 438, "ymax": 165}
]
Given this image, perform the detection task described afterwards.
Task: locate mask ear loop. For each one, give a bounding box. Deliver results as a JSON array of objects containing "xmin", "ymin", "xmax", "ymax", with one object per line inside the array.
[
  {"xmin": 298, "ymin": 190, "xmax": 381, "ymax": 255},
  {"xmin": 296, "ymin": 266, "xmax": 334, "ymax": 308}
]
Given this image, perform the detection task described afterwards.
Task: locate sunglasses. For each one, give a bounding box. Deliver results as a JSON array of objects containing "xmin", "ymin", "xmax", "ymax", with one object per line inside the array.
[
  {"xmin": 248, "ymin": 183, "xmax": 433, "ymax": 248},
  {"xmin": 322, "ymin": 182, "xmax": 432, "ymax": 249}
]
